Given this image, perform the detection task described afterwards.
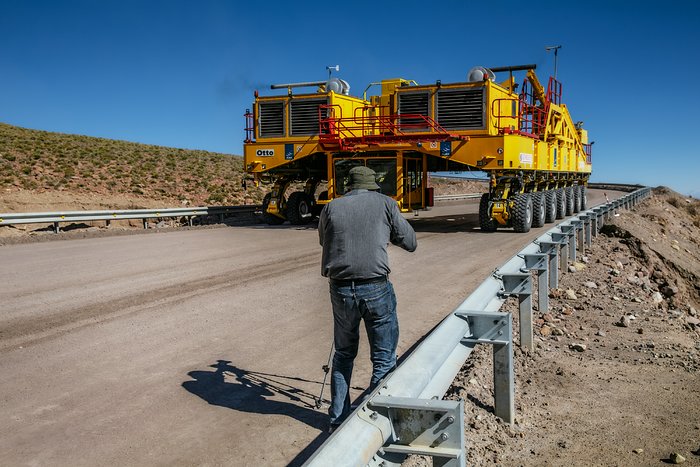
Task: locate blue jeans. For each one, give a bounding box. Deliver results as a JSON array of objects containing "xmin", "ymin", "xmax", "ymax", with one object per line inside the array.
[{"xmin": 328, "ymin": 279, "xmax": 398, "ymax": 426}]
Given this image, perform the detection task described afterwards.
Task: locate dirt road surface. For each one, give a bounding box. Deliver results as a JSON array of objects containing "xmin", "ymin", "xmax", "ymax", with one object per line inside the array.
[{"xmin": 0, "ymin": 190, "xmax": 617, "ymax": 466}]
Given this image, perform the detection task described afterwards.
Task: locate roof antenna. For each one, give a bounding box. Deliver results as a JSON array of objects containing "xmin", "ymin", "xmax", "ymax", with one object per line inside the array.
[{"xmin": 545, "ymin": 45, "xmax": 562, "ymax": 79}]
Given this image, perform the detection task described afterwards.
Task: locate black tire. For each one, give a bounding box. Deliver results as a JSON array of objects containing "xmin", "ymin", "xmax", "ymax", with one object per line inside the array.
[
  {"xmin": 532, "ymin": 192, "xmax": 546, "ymax": 228},
  {"xmin": 286, "ymin": 191, "xmax": 314, "ymax": 225},
  {"xmin": 579, "ymin": 185, "xmax": 587, "ymax": 210},
  {"xmin": 545, "ymin": 190, "xmax": 557, "ymax": 223},
  {"xmin": 565, "ymin": 187, "xmax": 575, "ymax": 216},
  {"xmin": 555, "ymin": 188, "xmax": 566, "ymax": 219},
  {"xmin": 573, "ymin": 185, "xmax": 581, "ymax": 213},
  {"xmin": 262, "ymin": 193, "xmax": 285, "ymax": 225},
  {"xmin": 513, "ymin": 193, "xmax": 533, "ymax": 233},
  {"xmin": 479, "ymin": 193, "xmax": 498, "ymax": 232}
]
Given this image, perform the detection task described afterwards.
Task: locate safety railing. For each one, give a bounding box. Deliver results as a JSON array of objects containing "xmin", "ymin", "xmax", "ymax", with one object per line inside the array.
[
  {"xmin": 304, "ymin": 186, "xmax": 653, "ymax": 467},
  {"xmin": 0, "ymin": 205, "xmax": 258, "ymax": 233},
  {"xmin": 319, "ymin": 105, "xmax": 465, "ymax": 150}
]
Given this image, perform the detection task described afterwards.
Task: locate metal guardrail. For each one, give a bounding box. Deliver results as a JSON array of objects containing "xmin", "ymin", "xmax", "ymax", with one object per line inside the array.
[
  {"xmin": 434, "ymin": 193, "xmax": 483, "ymax": 201},
  {"xmin": 587, "ymin": 182, "xmax": 643, "ymax": 192},
  {"xmin": 305, "ymin": 187, "xmax": 653, "ymax": 467},
  {"xmin": 0, "ymin": 205, "xmax": 258, "ymax": 233}
]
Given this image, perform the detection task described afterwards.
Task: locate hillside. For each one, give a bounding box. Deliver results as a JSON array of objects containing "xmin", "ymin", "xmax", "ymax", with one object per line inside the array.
[{"xmin": 0, "ymin": 123, "xmax": 265, "ymax": 211}]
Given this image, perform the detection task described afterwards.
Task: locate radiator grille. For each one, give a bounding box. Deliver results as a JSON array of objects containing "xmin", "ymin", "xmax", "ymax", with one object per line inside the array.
[
  {"xmin": 436, "ymin": 88, "xmax": 485, "ymax": 130},
  {"xmin": 290, "ymin": 98, "xmax": 327, "ymax": 136},
  {"xmin": 258, "ymin": 101, "xmax": 284, "ymax": 138},
  {"xmin": 398, "ymin": 92, "xmax": 430, "ymax": 131}
]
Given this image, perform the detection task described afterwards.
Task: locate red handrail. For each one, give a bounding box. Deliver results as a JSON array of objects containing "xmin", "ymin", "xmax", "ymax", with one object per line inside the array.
[
  {"xmin": 319, "ymin": 105, "xmax": 462, "ymax": 149},
  {"xmin": 244, "ymin": 109, "xmax": 254, "ymax": 143}
]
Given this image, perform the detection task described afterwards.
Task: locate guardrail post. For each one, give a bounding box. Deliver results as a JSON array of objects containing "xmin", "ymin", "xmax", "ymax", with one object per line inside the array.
[
  {"xmin": 143, "ymin": 219, "xmax": 148, "ymax": 229},
  {"xmin": 500, "ymin": 273, "xmax": 533, "ymax": 351},
  {"xmin": 551, "ymin": 232, "xmax": 569, "ymax": 272},
  {"xmin": 522, "ymin": 254, "xmax": 549, "ymax": 314},
  {"xmin": 581, "ymin": 215, "xmax": 592, "ymax": 248},
  {"xmin": 591, "ymin": 209, "xmax": 600, "ymax": 237},
  {"xmin": 458, "ymin": 311, "xmax": 514, "ymax": 424},
  {"xmin": 560, "ymin": 225, "xmax": 576, "ymax": 262},
  {"xmin": 539, "ymin": 241, "xmax": 560, "ymax": 289},
  {"xmin": 367, "ymin": 397, "xmax": 465, "ymax": 467},
  {"xmin": 573, "ymin": 220, "xmax": 585, "ymax": 255},
  {"xmin": 53, "ymin": 222, "xmax": 60, "ymax": 234}
]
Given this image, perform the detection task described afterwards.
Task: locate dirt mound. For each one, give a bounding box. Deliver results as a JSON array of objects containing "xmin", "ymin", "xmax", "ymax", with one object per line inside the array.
[{"xmin": 406, "ymin": 187, "xmax": 700, "ymax": 466}]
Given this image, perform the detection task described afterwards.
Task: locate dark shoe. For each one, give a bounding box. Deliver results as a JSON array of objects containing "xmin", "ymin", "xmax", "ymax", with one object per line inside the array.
[{"xmin": 328, "ymin": 424, "xmax": 339, "ymax": 434}]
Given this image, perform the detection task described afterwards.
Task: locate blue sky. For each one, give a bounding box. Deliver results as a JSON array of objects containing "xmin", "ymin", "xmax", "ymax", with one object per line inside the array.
[{"xmin": 1, "ymin": 0, "xmax": 699, "ymax": 196}]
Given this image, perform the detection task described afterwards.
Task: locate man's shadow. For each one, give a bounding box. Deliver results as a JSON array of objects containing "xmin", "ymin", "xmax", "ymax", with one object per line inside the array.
[{"xmin": 182, "ymin": 360, "xmax": 327, "ymax": 431}]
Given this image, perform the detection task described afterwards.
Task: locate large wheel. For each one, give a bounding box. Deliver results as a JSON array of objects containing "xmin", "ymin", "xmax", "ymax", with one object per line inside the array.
[
  {"xmin": 513, "ymin": 193, "xmax": 533, "ymax": 233},
  {"xmin": 555, "ymin": 188, "xmax": 566, "ymax": 219},
  {"xmin": 579, "ymin": 185, "xmax": 587, "ymax": 210},
  {"xmin": 545, "ymin": 190, "xmax": 557, "ymax": 223},
  {"xmin": 479, "ymin": 193, "xmax": 498, "ymax": 232},
  {"xmin": 565, "ymin": 187, "xmax": 575, "ymax": 216},
  {"xmin": 262, "ymin": 193, "xmax": 285, "ymax": 225},
  {"xmin": 532, "ymin": 192, "xmax": 546, "ymax": 228},
  {"xmin": 573, "ymin": 185, "xmax": 581, "ymax": 213},
  {"xmin": 286, "ymin": 191, "xmax": 314, "ymax": 225}
]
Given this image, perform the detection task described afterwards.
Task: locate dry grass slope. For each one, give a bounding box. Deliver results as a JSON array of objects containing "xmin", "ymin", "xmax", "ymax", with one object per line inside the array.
[{"xmin": 0, "ymin": 122, "xmax": 265, "ymax": 208}]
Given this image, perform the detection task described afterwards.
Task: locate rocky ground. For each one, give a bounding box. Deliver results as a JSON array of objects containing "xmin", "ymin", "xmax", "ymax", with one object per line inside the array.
[{"xmin": 407, "ymin": 187, "xmax": 700, "ymax": 466}]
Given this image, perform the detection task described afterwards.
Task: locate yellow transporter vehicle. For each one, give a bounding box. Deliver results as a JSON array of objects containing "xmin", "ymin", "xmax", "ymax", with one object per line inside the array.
[{"xmin": 243, "ymin": 64, "xmax": 592, "ymax": 232}]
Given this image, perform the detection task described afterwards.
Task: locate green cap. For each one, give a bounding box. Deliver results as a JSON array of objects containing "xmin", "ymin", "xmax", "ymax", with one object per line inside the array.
[{"xmin": 348, "ymin": 166, "xmax": 380, "ymax": 191}]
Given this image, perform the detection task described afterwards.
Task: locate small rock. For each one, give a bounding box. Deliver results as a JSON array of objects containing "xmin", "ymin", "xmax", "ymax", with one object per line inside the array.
[
  {"xmin": 689, "ymin": 307, "xmax": 697, "ymax": 317},
  {"xmin": 687, "ymin": 317, "xmax": 700, "ymax": 326},
  {"xmin": 670, "ymin": 452, "xmax": 686, "ymax": 464},
  {"xmin": 661, "ymin": 285, "xmax": 679, "ymax": 297},
  {"xmin": 595, "ymin": 330, "xmax": 606, "ymax": 337},
  {"xmin": 572, "ymin": 262, "xmax": 586, "ymax": 271},
  {"xmin": 542, "ymin": 313, "xmax": 555, "ymax": 323},
  {"xmin": 552, "ymin": 327, "xmax": 565, "ymax": 336},
  {"xmin": 569, "ymin": 343, "xmax": 587, "ymax": 352},
  {"xmin": 568, "ymin": 265, "xmax": 577, "ymax": 273},
  {"xmin": 632, "ymin": 448, "xmax": 644, "ymax": 454},
  {"xmin": 468, "ymin": 378, "xmax": 478, "ymax": 386},
  {"xmin": 652, "ymin": 292, "xmax": 664, "ymax": 304},
  {"xmin": 610, "ymin": 268, "xmax": 621, "ymax": 276},
  {"xmin": 555, "ymin": 367, "xmax": 565, "ymax": 376},
  {"xmin": 671, "ymin": 244, "xmax": 680, "ymax": 251},
  {"xmin": 637, "ymin": 328, "xmax": 644, "ymax": 334},
  {"xmin": 613, "ymin": 296, "xmax": 621, "ymax": 301},
  {"xmin": 583, "ymin": 281, "xmax": 598, "ymax": 289},
  {"xmin": 540, "ymin": 325, "xmax": 552, "ymax": 337},
  {"xmin": 565, "ymin": 289, "xmax": 578, "ymax": 300},
  {"xmin": 618, "ymin": 315, "xmax": 632, "ymax": 327}
]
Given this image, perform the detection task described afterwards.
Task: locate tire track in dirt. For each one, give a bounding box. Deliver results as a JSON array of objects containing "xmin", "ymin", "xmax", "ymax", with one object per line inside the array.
[{"xmin": 0, "ymin": 250, "xmax": 319, "ymax": 352}]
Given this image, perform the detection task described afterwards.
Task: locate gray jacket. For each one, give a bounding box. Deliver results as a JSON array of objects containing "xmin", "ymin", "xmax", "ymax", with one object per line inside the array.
[{"xmin": 318, "ymin": 190, "xmax": 417, "ymax": 280}]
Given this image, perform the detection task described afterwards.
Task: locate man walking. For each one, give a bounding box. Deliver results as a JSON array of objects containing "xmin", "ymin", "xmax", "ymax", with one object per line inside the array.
[{"xmin": 318, "ymin": 165, "xmax": 417, "ymax": 431}]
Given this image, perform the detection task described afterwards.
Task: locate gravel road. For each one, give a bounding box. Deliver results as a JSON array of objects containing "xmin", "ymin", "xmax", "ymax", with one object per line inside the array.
[{"xmin": 0, "ymin": 190, "xmax": 618, "ymax": 466}]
